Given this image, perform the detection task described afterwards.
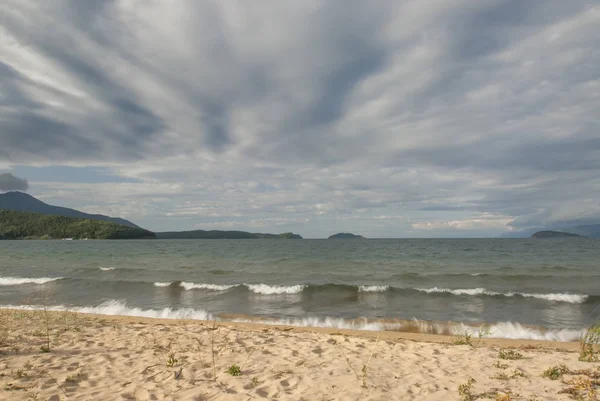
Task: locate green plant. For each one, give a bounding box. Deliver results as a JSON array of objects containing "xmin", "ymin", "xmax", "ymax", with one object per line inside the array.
[
  {"xmin": 491, "ymin": 370, "xmax": 525, "ymax": 381},
  {"xmin": 542, "ymin": 364, "xmax": 570, "ymax": 380},
  {"xmin": 491, "ymin": 372, "xmax": 510, "ymax": 381},
  {"xmin": 226, "ymin": 364, "xmax": 242, "ymax": 376},
  {"xmin": 166, "ymin": 353, "xmax": 178, "ymax": 368},
  {"xmin": 498, "ymin": 349, "xmax": 523, "ymax": 360},
  {"xmin": 454, "ymin": 330, "xmax": 473, "ymax": 346},
  {"xmin": 65, "ymin": 372, "xmax": 88, "ymax": 383},
  {"xmin": 478, "ymin": 325, "xmax": 493, "ymax": 339},
  {"xmin": 493, "ymin": 361, "xmax": 509, "ymax": 369},
  {"xmin": 338, "ymin": 331, "xmax": 381, "ymax": 388},
  {"xmin": 458, "ymin": 377, "xmax": 476, "ymax": 401},
  {"xmin": 12, "ymin": 369, "xmax": 27, "ymax": 379},
  {"xmin": 580, "ymin": 323, "xmax": 600, "ymax": 362}
]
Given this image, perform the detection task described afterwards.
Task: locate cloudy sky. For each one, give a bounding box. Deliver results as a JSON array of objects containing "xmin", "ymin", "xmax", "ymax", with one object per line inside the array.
[{"xmin": 1, "ymin": 0, "xmax": 599, "ymax": 238}]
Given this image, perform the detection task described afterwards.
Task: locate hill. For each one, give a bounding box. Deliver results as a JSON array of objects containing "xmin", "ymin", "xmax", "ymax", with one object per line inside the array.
[
  {"xmin": 531, "ymin": 230, "xmax": 584, "ymax": 238},
  {"xmin": 0, "ymin": 209, "xmax": 156, "ymax": 240},
  {"xmin": 558, "ymin": 224, "xmax": 600, "ymax": 238},
  {"xmin": 327, "ymin": 233, "xmax": 365, "ymax": 239},
  {"xmin": 156, "ymin": 230, "xmax": 302, "ymax": 239},
  {"xmin": 0, "ymin": 191, "xmax": 139, "ymax": 228}
]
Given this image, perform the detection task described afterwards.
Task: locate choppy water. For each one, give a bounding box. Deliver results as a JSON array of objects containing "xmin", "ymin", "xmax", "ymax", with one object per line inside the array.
[{"xmin": 1, "ymin": 239, "xmax": 599, "ymax": 341}]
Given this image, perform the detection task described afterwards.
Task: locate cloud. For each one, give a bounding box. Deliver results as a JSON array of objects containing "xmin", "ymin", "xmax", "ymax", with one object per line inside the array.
[
  {"xmin": 0, "ymin": 1, "xmax": 599, "ymax": 235},
  {"xmin": 0, "ymin": 173, "xmax": 28, "ymax": 191}
]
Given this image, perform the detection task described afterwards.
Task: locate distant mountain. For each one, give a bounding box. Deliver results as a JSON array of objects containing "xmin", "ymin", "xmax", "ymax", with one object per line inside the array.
[
  {"xmin": 0, "ymin": 210, "xmax": 155, "ymax": 240},
  {"xmin": 504, "ymin": 224, "xmax": 600, "ymax": 238},
  {"xmin": 558, "ymin": 224, "xmax": 600, "ymax": 238},
  {"xmin": 327, "ymin": 233, "xmax": 365, "ymax": 239},
  {"xmin": 0, "ymin": 191, "xmax": 139, "ymax": 228},
  {"xmin": 156, "ymin": 230, "xmax": 302, "ymax": 239},
  {"xmin": 531, "ymin": 230, "xmax": 584, "ymax": 238}
]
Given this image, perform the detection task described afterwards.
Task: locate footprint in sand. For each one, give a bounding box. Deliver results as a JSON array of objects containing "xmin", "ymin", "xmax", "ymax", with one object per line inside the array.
[{"xmin": 255, "ymin": 387, "xmax": 269, "ymax": 398}]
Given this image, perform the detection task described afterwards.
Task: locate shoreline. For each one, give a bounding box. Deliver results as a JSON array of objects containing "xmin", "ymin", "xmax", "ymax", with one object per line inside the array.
[
  {"xmin": 2, "ymin": 309, "xmax": 596, "ymax": 401},
  {"xmin": 1, "ymin": 308, "xmax": 581, "ymax": 350}
]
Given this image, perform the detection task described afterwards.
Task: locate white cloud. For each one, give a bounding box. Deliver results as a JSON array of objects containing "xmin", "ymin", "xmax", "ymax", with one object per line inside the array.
[{"xmin": 1, "ymin": 0, "xmax": 599, "ymax": 236}]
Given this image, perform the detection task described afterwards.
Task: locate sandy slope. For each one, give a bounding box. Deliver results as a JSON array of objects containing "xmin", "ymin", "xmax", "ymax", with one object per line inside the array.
[{"xmin": 0, "ymin": 310, "xmax": 598, "ymax": 401}]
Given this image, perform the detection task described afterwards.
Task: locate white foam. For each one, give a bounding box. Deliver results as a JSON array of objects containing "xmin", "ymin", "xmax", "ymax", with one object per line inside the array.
[
  {"xmin": 519, "ymin": 292, "xmax": 588, "ymax": 304},
  {"xmin": 449, "ymin": 321, "xmax": 583, "ymax": 342},
  {"xmin": 0, "ymin": 277, "xmax": 62, "ymax": 286},
  {"xmin": 358, "ymin": 285, "xmax": 390, "ymax": 293},
  {"xmin": 414, "ymin": 287, "xmax": 587, "ymax": 303},
  {"xmin": 2, "ymin": 300, "xmax": 214, "ymax": 321},
  {"xmin": 99, "ymin": 267, "xmax": 115, "ymax": 271},
  {"xmin": 416, "ymin": 287, "xmax": 498, "ymax": 296},
  {"xmin": 180, "ymin": 282, "xmax": 237, "ymax": 291},
  {"xmin": 246, "ymin": 284, "xmax": 305, "ymax": 295},
  {"xmin": 153, "ymin": 282, "xmax": 173, "ymax": 287},
  {"xmin": 233, "ymin": 316, "xmax": 399, "ymax": 331},
  {"xmin": 0, "ymin": 301, "xmax": 584, "ymax": 342}
]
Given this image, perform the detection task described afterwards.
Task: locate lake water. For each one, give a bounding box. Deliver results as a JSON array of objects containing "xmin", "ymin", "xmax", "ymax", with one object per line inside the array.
[{"xmin": 1, "ymin": 238, "xmax": 599, "ymax": 341}]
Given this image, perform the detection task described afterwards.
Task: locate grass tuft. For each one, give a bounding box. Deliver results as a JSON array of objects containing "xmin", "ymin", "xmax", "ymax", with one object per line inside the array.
[
  {"xmin": 580, "ymin": 323, "xmax": 600, "ymax": 362},
  {"xmin": 225, "ymin": 364, "xmax": 242, "ymax": 376},
  {"xmin": 498, "ymin": 349, "xmax": 523, "ymax": 360},
  {"xmin": 542, "ymin": 364, "xmax": 570, "ymax": 380}
]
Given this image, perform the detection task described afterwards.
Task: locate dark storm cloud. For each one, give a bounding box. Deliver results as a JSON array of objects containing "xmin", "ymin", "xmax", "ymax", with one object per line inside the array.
[{"xmin": 0, "ymin": 173, "xmax": 28, "ymax": 191}]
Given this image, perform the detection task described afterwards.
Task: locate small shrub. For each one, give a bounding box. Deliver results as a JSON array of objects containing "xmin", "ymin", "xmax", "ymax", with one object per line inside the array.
[
  {"xmin": 491, "ymin": 370, "xmax": 525, "ymax": 381},
  {"xmin": 493, "ymin": 361, "xmax": 509, "ymax": 369},
  {"xmin": 39, "ymin": 345, "xmax": 51, "ymax": 353},
  {"xmin": 65, "ymin": 372, "xmax": 88, "ymax": 383},
  {"xmin": 458, "ymin": 377, "xmax": 476, "ymax": 401},
  {"xmin": 498, "ymin": 349, "xmax": 523, "ymax": 360},
  {"xmin": 454, "ymin": 330, "xmax": 473, "ymax": 346},
  {"xmin": 226, "ymin": 364, "xmax": 242, "ymax": 376},
  {"xmin": 166, "ymin": 353, "xmax": 178, "ymax": 368},
  {"xmin": 579, "ymin": 323, "xmax": 600, "ymax": 362},
  {"xmin": 542, "ymin": 364, "xmax": 570, "ymax": 380}
]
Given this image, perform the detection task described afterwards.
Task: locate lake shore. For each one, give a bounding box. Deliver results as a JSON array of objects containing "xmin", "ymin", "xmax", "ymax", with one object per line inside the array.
[{"xmin": 1, "ymin": 309, "xmax": 597, "ymax": 401}]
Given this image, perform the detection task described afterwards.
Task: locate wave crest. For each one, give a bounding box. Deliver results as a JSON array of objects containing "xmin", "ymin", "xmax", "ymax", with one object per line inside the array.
[
  {"xmin": 358, "ymin": 285, "xmax": 390, "ymax": 293},
  {"xmin": 414, "ymin": 287, "xmax": 588, "ymax": 303},
  {"xmin": 246, "ymin": 284, "xmax": 306, "ymax": 295},
  {"xmin": 180, "ymin": 282, "xmax": 237, "ymax": 291},
  {"xmin": 0, "ymin": 277, "xmax": 62, "ymax": 286}
]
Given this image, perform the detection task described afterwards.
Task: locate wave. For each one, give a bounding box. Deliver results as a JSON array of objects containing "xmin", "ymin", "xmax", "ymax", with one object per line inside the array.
[
  {"xmin": 180, "ymin": 282, "xmax": 238, "ymax": 291},
  {"xmin": 0, "ymin": 301, "xmax": 583, "ymax": 341},
  {"xmin": 414, "ymin": 287, "xmax": 588, "ymax": 304},
  {"xmin": 2, "ymin": 300, "xmax": 214, "ymax": 321},
  {"xmin": 358, "ymin": 285, "xmax": 390, "ymax": 293},
  {"xmin": 246, "ymin": 284, "xmax": 306, "ymax": 294},
  {"xmin": 153, "ymin": 281, "xmax": 173, "ymax": 287},
  {"xmin": 99, "ymin": 267, "xmax": 115, "ymax": 271},
  {"xmin": 0, "ymin": 276, "xmax": 62, "ymax": 286}
]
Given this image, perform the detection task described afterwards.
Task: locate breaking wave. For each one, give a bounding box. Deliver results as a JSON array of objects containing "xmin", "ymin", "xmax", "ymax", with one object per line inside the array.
[
  {"xmin": 0, "ymin": 302, "xmax": 584, "ymax": 342},
  {"xmin": 0, "ymin": 277, "xmax": 62, "ymax": 286},
  {"xmin": 414, "ymin": 287, "xmax": 587, "ymax": 304}
]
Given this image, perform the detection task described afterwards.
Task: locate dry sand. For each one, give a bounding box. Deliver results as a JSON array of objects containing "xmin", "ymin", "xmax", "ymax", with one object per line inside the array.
[{"xmin": 0, "ymin": 309, "xmax": 598, "ymax": 401}]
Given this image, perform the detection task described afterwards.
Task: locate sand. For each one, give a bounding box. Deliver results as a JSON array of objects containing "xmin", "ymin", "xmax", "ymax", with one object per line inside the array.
[{"xmin": 0, "ymin": 309, "xmax": 598, "ymax": 401}]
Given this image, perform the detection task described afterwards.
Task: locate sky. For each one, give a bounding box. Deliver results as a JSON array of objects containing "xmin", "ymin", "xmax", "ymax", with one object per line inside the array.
[{"xmin": 0, "ymin": 0, "xmax": 599, "ymax": 238}]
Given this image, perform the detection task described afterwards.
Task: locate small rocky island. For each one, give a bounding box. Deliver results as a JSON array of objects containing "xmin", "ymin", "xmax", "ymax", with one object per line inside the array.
[
  {"xmin": 531, "ymin": 230, "xmax": 584, "ymax": 238},
  {"xmin": 327, "ymin": 233, "xmax": 365, "ymax": 239}
]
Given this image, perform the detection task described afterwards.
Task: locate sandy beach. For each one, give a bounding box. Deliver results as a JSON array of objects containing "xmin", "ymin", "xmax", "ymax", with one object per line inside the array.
[{"xmin": 1, "ymin": 309, "xmax": 598, "ymax": 401}]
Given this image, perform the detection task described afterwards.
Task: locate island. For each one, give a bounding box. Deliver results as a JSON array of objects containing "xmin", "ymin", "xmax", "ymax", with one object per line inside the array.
[
  {"xmin": 0, "ymin": 210, "xmax": 156, "ymax": 240},
  {"xmin": 327, "ymin": 233, "xmax": 365, "ymax": 239},
  {"xmin": 156, "ymin": 230, "xmax": 302, "ymax": 239},
  {"xmin": 531, "ymin": 230, "xmax": 584, "ymax": 238}
]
